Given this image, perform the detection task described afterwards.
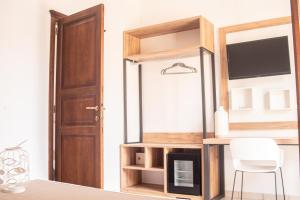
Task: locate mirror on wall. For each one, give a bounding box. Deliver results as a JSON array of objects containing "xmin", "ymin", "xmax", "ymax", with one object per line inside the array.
[
  {"xmin": 219, "ymin": 1, "xmax": 299, "ymax": 133},
  {"xmin": 227, "ymin": 24, "xmax": 297, "ymax": 124}
]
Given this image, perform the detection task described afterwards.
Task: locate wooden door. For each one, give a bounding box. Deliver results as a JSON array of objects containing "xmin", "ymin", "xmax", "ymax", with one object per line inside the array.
[{"xmin": 55, "ymin": 5, "xmax": 104, "ymax": 188}]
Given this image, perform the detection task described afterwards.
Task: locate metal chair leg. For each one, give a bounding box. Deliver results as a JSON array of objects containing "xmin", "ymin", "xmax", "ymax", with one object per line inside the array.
[
  {"xmin": 280, "ymin": 168, "xmax": 286, "ymax": 200},
  {"xmin": 274, "ymin": 172, "xmax": 278, "ymax": 200},
  {"xmin": 231, "ymin": 170, "xmax": 237, "ymax": 200},
  {"xmin": 241, "ymin": 171, "xmax": 244, "ymax": 200}
]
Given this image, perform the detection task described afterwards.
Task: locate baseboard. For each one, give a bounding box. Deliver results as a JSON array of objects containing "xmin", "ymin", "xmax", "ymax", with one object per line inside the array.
[{"xmin": 224, "ymin": 190, "xmax": 299, "ymax": 200}]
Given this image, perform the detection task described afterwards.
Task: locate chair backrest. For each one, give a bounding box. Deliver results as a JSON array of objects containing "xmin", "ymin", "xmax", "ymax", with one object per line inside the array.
[{"xmin": 230, "ymin": 138, "xmax": 280, "ymax": 163}]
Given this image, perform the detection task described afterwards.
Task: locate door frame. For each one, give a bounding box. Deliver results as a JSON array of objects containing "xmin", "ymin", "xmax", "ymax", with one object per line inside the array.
[
  {"xmin": 49, "ymin": 10, "xmax": 66, "ymax": 181},
  {"xmin": 290, "ymin": 0, "xmax": 300, "ymax": 163},
  {"xmin": 48, "ymin": 6, "xmax": 104, "ymax": 188}
]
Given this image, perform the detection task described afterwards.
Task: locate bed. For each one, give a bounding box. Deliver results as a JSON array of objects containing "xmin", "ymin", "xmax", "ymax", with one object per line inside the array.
[{"xmin": 0, "ymin": 180, "xmax": 172, "ymax": 200}]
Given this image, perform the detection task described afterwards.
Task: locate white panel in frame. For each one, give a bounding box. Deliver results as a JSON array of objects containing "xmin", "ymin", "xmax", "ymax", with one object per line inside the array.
[
  {"xmin": 125, "ymin": 61, "xmax": 141, "ymax": 143},
  {"xmin": 267, "ymin": 89, "xmax": 292, "ymax": 111},
  {"xmin": 230, "ymin": 87, "xmax": 255, "ymax": 111}
]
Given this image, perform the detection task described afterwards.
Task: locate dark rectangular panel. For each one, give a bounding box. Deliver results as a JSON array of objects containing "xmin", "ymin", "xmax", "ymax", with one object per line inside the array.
[
  {"xmin": 62, "ymin": 16, "xmax": 96, "ymax": 89},
  {"xmin": 61, "ymin": 95, "xmax": 96, "ymax": 126},
  {"xmin": 61, "ymin": 136, "xmax": 95, "ymax": 187},
  {"xmin": 227, "ymin": 36, "xmax": 291, "ymax": 80}
]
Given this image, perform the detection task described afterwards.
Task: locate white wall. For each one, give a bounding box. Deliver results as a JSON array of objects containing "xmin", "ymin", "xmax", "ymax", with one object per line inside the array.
[
  {"xmin": 0, "ymin": 0, "xmax": 299, "ymax": 197},
  {"xmin": 0, "ymin": 0, "xmax": 142, "ymax": 192},
  {"xmin": 0, "ymin": 0, "xmax": 49, "ymax": 180}
]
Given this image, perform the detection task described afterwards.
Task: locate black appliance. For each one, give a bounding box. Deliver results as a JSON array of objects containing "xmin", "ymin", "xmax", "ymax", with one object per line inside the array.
[
  {"xmin": 227, "ymin": 36, "xmax": 291, "ymax": 80},
  {"xmin": 167, "ymin": 151, "xmax": 201, "ymax": 196}
]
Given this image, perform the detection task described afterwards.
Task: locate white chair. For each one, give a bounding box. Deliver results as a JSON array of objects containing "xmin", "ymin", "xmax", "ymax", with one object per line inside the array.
[{"xmin": 230, "ymin": 138, "xmax": 285, "ymax": 200}]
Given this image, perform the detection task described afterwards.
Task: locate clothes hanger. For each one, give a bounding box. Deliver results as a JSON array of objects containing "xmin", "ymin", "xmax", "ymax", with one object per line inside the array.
[{"xmin": 161, "ymin": 62, "xmax": 197, "ymax": 75}]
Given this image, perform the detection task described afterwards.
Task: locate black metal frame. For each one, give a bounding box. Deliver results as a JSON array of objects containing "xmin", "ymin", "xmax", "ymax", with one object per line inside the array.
[
  {"xmin": 203, "ymin": 144, "xmax": 225, "ymax": 200},
  {"xmin": 123, "ymin": 59, "xmax": 128, "ymax": 143},
  {"xmin": 123, "ymin": 59, "xmax": 143, "ymax": 144},
  {"xmin": 231, "ymin": 169, "xmax": 286, "ymax": 200},
  {"xmin": 200, "ymin": 47, "xmax": 225, "ymax": 200},
  {"xmin": 123, "ymin": 47, "xmax": 223, "ymax": 200}
]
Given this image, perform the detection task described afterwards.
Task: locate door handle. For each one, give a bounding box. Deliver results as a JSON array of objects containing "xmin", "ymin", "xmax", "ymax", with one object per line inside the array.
[{"xmin": 85, "ymin": 106, "xmax": 99, "ymax": 111}]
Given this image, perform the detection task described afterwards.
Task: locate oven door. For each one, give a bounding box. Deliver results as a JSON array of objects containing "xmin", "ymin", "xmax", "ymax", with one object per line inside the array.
[{"xmin": 167, "ymin": 152, "xmax": 201, "ymax": 195}]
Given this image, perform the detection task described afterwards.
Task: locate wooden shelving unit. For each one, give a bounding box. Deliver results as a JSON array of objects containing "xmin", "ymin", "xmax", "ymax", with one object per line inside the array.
[
  {"xmin": 122, "ymin": 15, "xmax": 221, "ymax": 200},
  {"xmin": 123, "ymin": 16, "xmax": 214, "ymax": 62},
  {"xmin": 121, "ymin": 143, "xmax": 203, "ymax": 200}
]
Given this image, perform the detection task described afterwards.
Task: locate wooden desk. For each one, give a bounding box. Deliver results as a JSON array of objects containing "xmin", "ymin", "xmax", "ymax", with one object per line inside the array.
[
  {"xmin": 0, "ymin": 180, "xmax": 170, "ymax": 200},
  {"xmin": 203, "ymin": 137, "xmax": 299, "ymax": 145}
]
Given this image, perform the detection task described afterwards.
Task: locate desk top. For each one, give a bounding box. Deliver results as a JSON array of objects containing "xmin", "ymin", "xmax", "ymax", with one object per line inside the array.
[
  {"xmin": 0, "ymin": 180, "xmax": 169, "ymax": 200},
  {"xmin": 203, "ymin": 137, "xmax": 298, "ymax": 145}
]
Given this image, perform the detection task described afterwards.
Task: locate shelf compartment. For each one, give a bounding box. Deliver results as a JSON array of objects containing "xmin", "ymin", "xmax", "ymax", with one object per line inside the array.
[
  {"xmin": 125, "ymin": 16, "xmax": 202, "ymax": 39},
  {"xmin": 123, "ymin": 16, "xmax": 214, "ymax": 62},
  {"xmin": 121, "ymin": 147, "xmax": 145, "ymax": 167},
  {"xmin": 124, "ymin": 183, "xmax": 164, "ymax": 196},
  {"xmin": 145, "ymin": 147, "xmax": 164, "ymax": 169},
  {"xmin": 121, "ymin": 169, "xmax": 164, "ymax": 197},
  {"xmin": 230, "ymin": 87, "xmax": 254, "ymax": 111},
  {"xmin": 268, "ymin": 89, "xmax": 291, "ymax": 111}
]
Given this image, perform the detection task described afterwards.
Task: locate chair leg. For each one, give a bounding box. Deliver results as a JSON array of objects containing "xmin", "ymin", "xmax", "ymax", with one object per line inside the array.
[
  {"xmin": 280, "ymin": 168, "xmax": 286, "ymax": 200},
  {"xmin": 231, "ymin": 170, "xmax": 237, "ymax": 200},
  {"xmin": 241, "ymin": 171, "xmax": 244, "ymax": 200},
  {"xmin": 274, "ymin": 172, "xmax": 278, "ymax": 200}
]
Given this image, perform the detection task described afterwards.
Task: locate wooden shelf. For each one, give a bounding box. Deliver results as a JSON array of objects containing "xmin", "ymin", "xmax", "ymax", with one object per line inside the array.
[
  {"xmin": 229, "ymin": 121, "xmax": 298, "ymax": 130},
  {"xmin": 124, "ymin": 16, "xmax": 202, "ymax": 39},
  {"xmin": 121, "ymin": 143, "xmax": 202, "ymax": 149},
  {"xmin": 166, "ymin": 192, "xmax": 203, "ymax": 200},
  {"xmin": 123, "ymin": 183, "xmax": 164, "ymax": 196},
  {"xmin": 203, "ymin": 137, "xmax": 299, "ymax": 145},
  {"xmin": 125, "ymin": 45, "xmax": 200, "ymax": 62},
  {"xmin": 123, "ymin": 165, "xmax": 164, "ymax": 172},
  {"xmin": 124, "ymin": 16, "xmax": 214, "ymax": 60},
  {"xmin": 124, "ymin": 184, "xmax": 203, "ymax": 200},
  {"xmin": 147, "ymin": 167, "xmax": 164, "ymax": 172},
  {"xmin": 123, "ymin": 165, "xmax": 145, "ymax": 170}
]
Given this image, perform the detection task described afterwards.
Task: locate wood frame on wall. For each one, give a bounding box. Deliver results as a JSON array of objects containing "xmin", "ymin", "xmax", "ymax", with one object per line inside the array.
[
  {"xmin": 48, "ymin": 10, "xmax": 66, "ymax": 181},
  {"xmin": 290, "ymin": 0, "xmax": 300, "ymax": 161},
  {"xmin": 218, "ymin": 16, "xmax": 299, "ymax": 130}
]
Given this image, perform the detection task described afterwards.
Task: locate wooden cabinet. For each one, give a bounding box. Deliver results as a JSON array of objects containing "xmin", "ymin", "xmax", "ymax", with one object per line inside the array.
[{"xmin": 121, "ymin": 143, "xmax": 203, "ymax": 200}]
